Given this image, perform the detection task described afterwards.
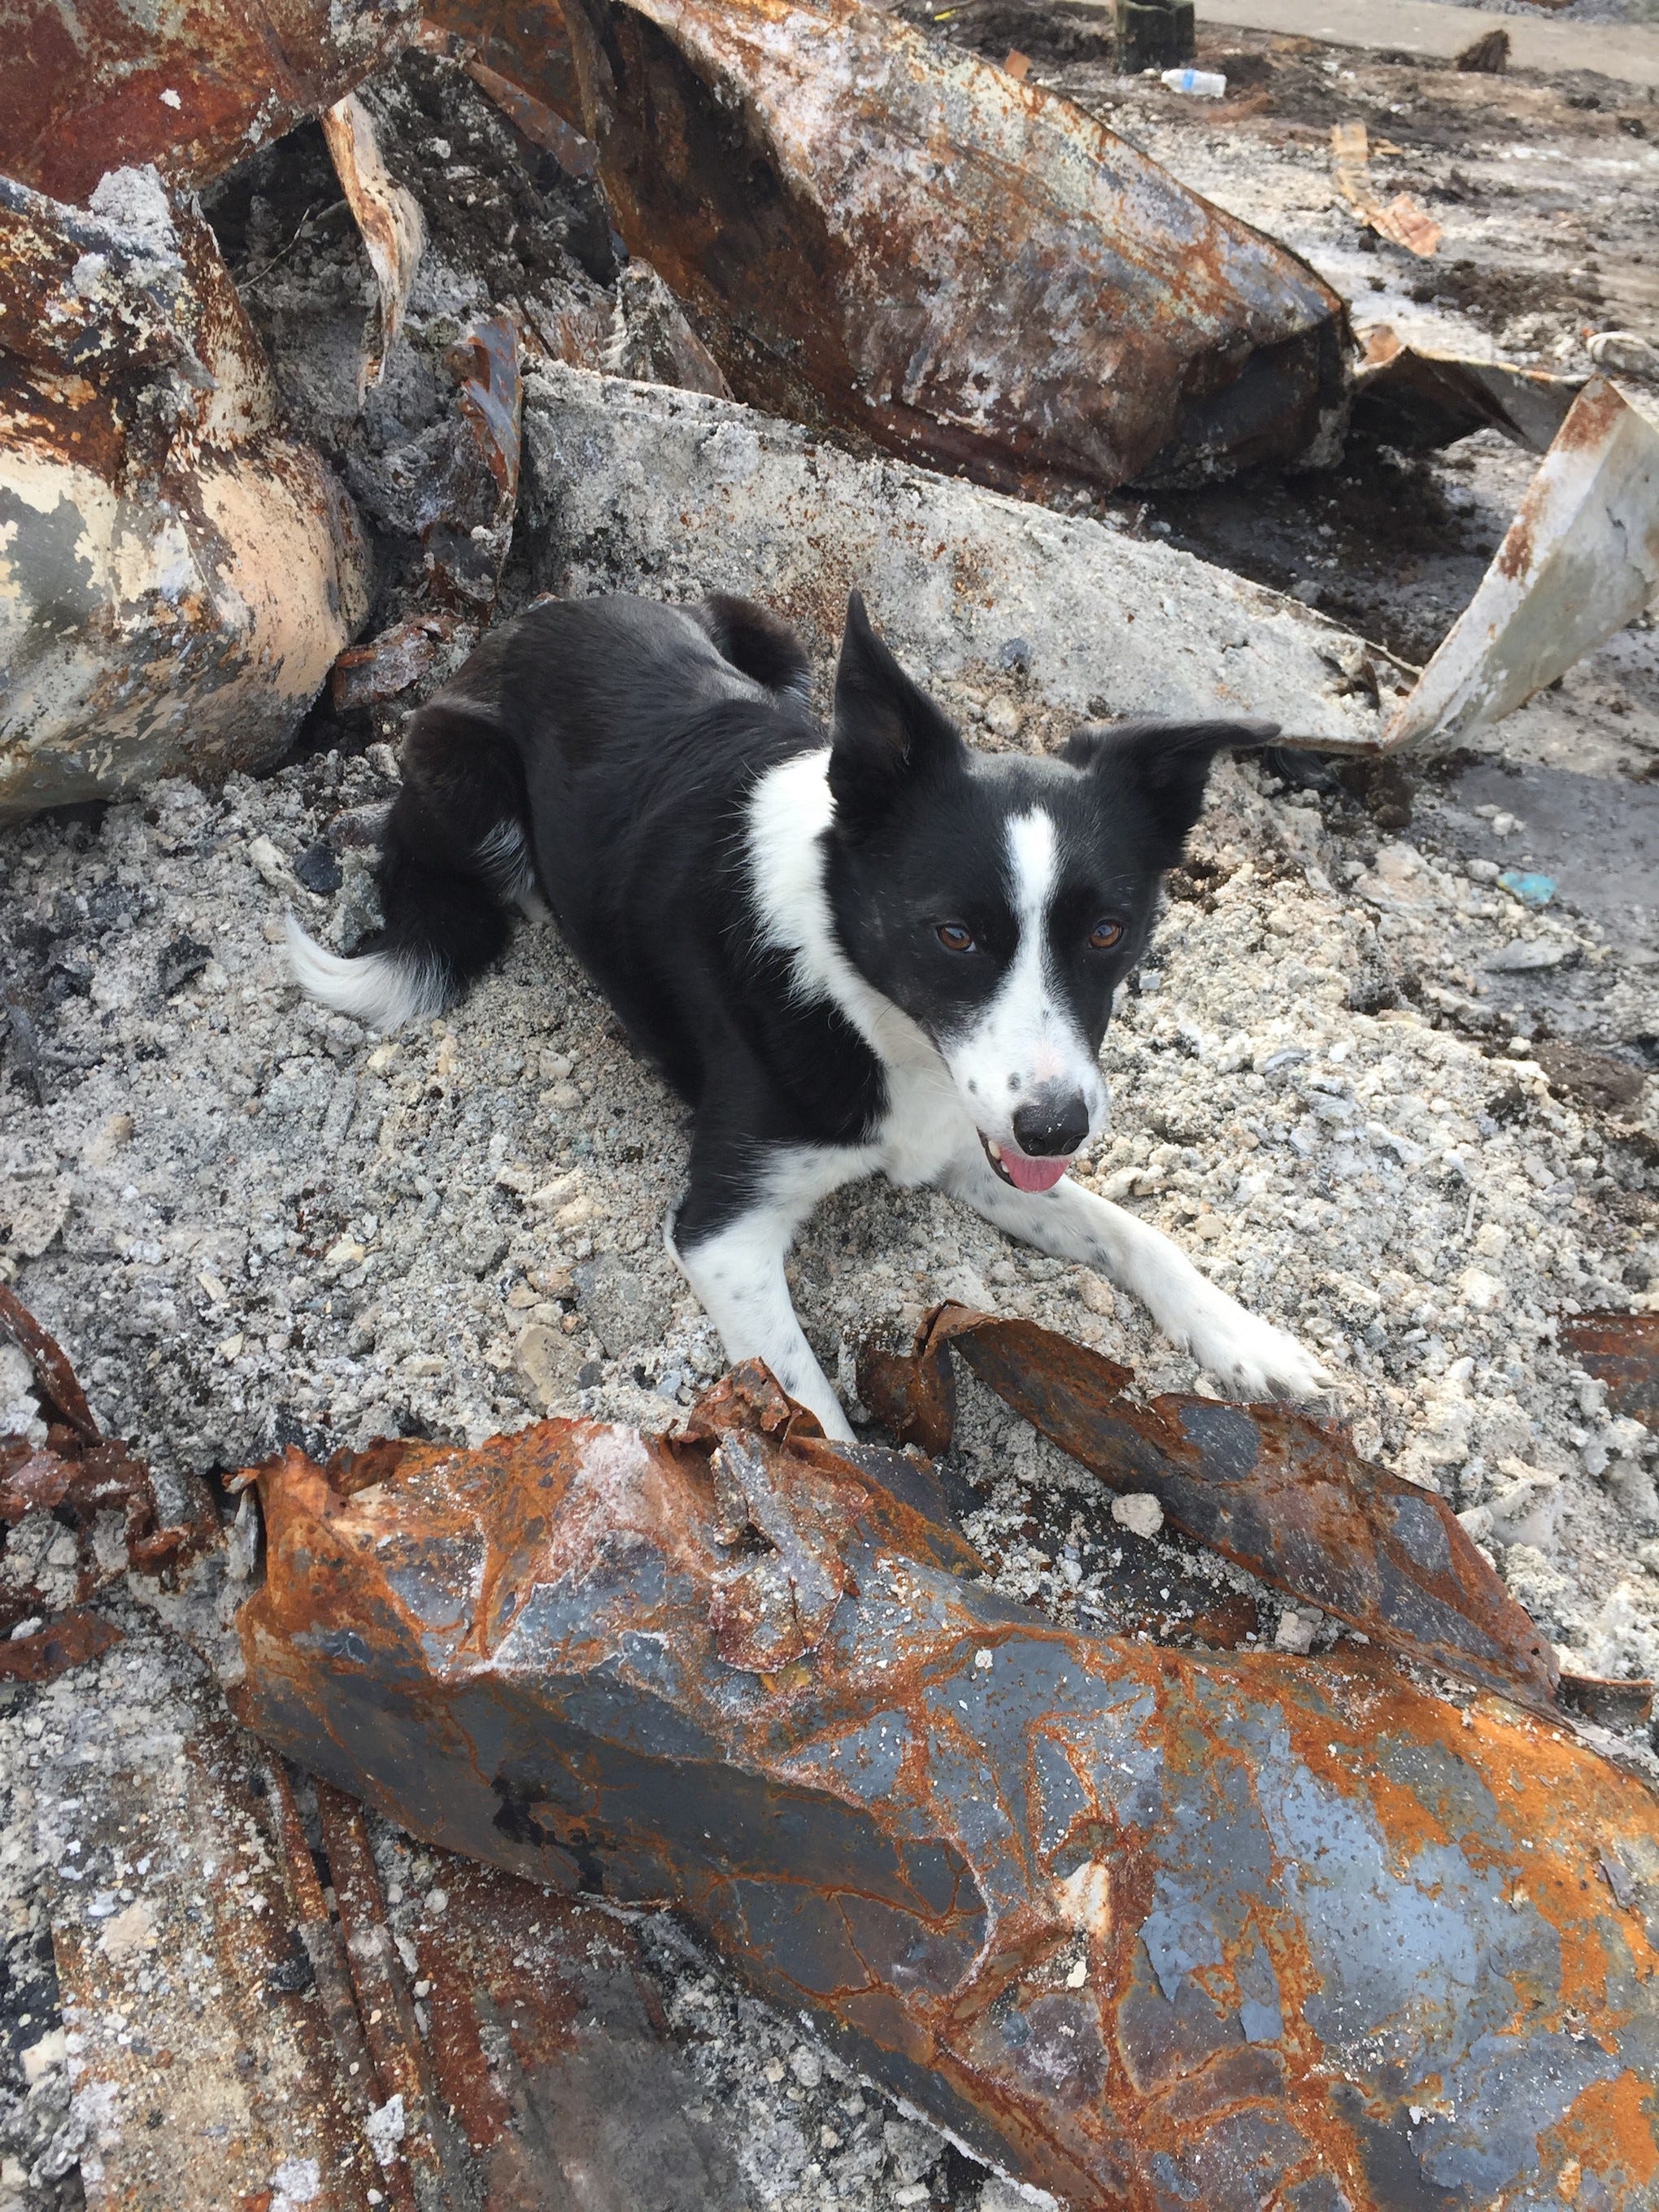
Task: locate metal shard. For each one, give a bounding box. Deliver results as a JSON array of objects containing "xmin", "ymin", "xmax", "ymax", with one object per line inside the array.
[
  {"xmin": 320, "ymin": 92, "xmax": 426, "ymax": 395},
  {"xmin": 1562, "ymin": 1310, "xmax": 1659, "ymax": 1431},
  {"xmin": 860, "ymin": 1302, "xmax": 1562, "ymax": 1714},
  {"xmin": 429, "ymin": 0, "xmax": 1351, "ymax": 495},
  {"xmin": 234, "ymin": 1365, "xmax": 1659, "ymax": 2211}
]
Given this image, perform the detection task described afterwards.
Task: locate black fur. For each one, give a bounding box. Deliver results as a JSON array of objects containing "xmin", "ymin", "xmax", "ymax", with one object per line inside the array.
[{"xmin": 346, "ymin": 590, "xmax": 1273, "ymax": 1247}]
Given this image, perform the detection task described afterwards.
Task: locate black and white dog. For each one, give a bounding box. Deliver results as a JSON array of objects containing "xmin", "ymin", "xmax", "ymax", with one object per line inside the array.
[{"xmin": 290, "ymin": 590, "xmax": 1327, "ymax": 1438}]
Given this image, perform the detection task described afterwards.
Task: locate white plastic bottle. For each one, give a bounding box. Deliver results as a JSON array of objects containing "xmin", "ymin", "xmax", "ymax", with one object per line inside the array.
[{"xmin": 1160, "ymin": 67, "xmax": 1227, "ymax": 97}]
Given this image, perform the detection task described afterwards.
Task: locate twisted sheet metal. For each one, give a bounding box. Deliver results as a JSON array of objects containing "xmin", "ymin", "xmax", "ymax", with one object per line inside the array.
[
  {"xmin": 860, "ymin": 1302, "xmax": 1562, "ymax": 1713},
  {"xmin": 0, "ymin": 0, "xmax": 417, "ymax": 202},
  {"xmin": 235, "ymin": 1365, "xmax": 1659, "ymax": 2212},
  {"xmin": 431, "ymin": 0, "xmax": 1352, "ymax": 494}
]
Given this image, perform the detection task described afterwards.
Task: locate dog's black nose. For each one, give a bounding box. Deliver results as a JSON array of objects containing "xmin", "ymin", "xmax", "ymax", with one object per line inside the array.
[{"xmin": 1012, "ymin": 1088, "xmax": 1090, "ymax": 1157}]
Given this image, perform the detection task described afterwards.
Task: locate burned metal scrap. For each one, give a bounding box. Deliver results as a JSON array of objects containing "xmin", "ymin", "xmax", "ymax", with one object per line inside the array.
[
  {"xmin": 860, "ymin": 1301, "xmax": 1562, "ymax": 1713},
  {"xmin": 432, "ymin": 0, "xmax": 1351, "ymax": 496},
  {"xmin": 0, "ymin": 165, "xmax": 372, "ymax": 815},
  {"xmin": 0, "ymin": 0, "xmax": 418, "ymax": 203},
  {"xmin": 1563, "ymin": 1310, "xmax": 1659, "ymax": 1431},
  {"xmin": 0, "ymin": 1282, "xmax": 214, "ymax": 1683},
  {"xmin": 0, "ymin": 1283, "xmax": 214, "ymax": 1582},
  {"xmin": 235, "ymin": 1363, "xmax": 1659, "ymax": 2211}
]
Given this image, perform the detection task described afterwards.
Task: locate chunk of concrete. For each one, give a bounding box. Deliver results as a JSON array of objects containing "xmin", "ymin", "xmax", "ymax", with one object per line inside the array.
[{"xmin": 521, "ymin": 363, "xmax": 1408, "ymax": 748}]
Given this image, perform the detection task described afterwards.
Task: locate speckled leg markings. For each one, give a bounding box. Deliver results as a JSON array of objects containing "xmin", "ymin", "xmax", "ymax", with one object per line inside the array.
[
  {"xmin": 668, "ymin": 1143, "xmax": 873, "ymax": 1441},
  {"xmin": 939, "ymin": 1139, "xmax": 1331, "ymax": 1402}
]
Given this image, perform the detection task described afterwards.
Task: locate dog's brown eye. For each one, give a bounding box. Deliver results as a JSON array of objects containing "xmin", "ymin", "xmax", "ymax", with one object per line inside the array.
[
  {"xmin": 937, "ymin": 922, "xmax": 974, "ymax": 953},
  {"xmin": 1088, "ymin": 918, "xmax": 1124, "ymax": 951}
]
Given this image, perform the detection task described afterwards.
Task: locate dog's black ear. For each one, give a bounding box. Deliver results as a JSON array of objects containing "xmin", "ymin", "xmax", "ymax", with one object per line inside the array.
[
  {"xmin": 1069, "ymin": 716, "xmax": 1278, "ymax": 856},
  {"xmin": 829, "ymin": 592, "xmax": 965, "ymax": 840}
]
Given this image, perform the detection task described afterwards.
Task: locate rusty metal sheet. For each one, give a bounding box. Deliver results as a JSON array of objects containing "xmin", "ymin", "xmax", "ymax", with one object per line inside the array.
[
  {"xmin": 0, "ymin": 1279, "xmax": 98, "ymax": 1440},
  {"xmin": 465, "ymin": 56, "xmax": 599, "ymax": 176},
  {"xmin": 320, "ymin": 93, "xmax": 426, "ymax": 395},
  {"xmin": 860, "ymin": 1302, "xmax": 1562, "ymax": 1715},
  {"xmin": 0, "ymin": 168, "xmax": 372, "ymax": 820},
  {"xmin": 1353, "ymin": 324, "xmax": 1584, "ymax": 455},
  {"xmin": 1382, "ymin": 377, "xmax": 1659, "ymax": 751},
  {"xmin": 0, "ymin": 0, "xmax": 417, "ymax": 204},
  {"xmin": 234, "ymin": 1366, "xmax": 1659, "ymax": 2211},
  {"xmin": 0, "ymin": 1284, "xmax": 216, "ymax": 1590},
  {"xmin": 0, "ymin": 1604, "xmax": 122, "ymax": 1681},
  {"xmin": 1562, "ymin": 1310, "xmax": 1659, "ymax": 1430},
  {"xmin": 423, "ymin": 0, "xmax": 587, "ymax": 141},
  {"xmin": 398, "ymin": 314, "xmax": 525, "ymax": 612},
  {"xmin": 428, "ymin": 0, "xmax": 1350, "ymax": 494}
]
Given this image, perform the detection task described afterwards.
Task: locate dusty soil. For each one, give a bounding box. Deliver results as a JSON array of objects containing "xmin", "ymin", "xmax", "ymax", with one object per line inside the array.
[{"xmin": 2, "ymin": 20, "xmax": 1657, "ymax": 2212}]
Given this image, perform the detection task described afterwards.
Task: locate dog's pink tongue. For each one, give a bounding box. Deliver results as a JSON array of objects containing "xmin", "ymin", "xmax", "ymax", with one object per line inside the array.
[{"xmin": 1002, "ymin": 1149, "xmax": 1070, "ymax": 1194}]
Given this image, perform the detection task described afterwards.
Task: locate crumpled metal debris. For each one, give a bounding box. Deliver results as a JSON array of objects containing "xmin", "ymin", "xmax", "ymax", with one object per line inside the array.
[
  {"xmin": 1353, "ymin": 324, "xmax": 1583, "ymax": 454},
  {"xmin": 0, "ymin": 1283, "xmax": 215, "ymax": 1641},
  {"xmin": 860, "ymin": 1301, "xmax": 1561, "ymax": 1713},
  {"xmin": 1383, "ymin": 376, "xmax": 1659, "ymax": 750},
  {"xmin": 329, "ymin": 612, "xmax": 463, "ymax": 711},
  {"xmin": 235, "ymin": 1362, "xmax": 1659, "ymax": 2211},
  {"xmin": 0, "ymin": 0, "xmax": 418, "ymax": 204},
  {"xmin": 421, "ymin": 315, "xmax": 524, "ymax": 611},
  {"xmin": 319, "ymin": 92, "xmax": 426, "ymax": 394},
  {"xmin": 1330, "ymin": 120, "xmax": 1441, "ymax": 259},
  {"xmin": 1563, "ymin": 1310, "xmax": 1659, "ymax": 1430},
  {"xmin": 432, "ymin": 0, "xmax": 1350, "ymax": 495},
  {"xmin": 0, "ymin": 165, "xmax": 372, "ymax": 817},
  {"xmin": 0, "ymin": 1605, "xmax": 123, "ymax": 1683}
]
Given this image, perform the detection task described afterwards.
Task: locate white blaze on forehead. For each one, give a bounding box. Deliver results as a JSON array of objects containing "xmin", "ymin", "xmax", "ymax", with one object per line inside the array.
[{"xmin": 942, "ymin": 803, "xmax": 1106, "ymax": 1139}]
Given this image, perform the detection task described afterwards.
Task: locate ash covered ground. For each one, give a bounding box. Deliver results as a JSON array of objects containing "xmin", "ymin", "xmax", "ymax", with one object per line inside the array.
[{"xmin": 3, "ymin": 23, "xmax": 1658, "ymax": 2212}]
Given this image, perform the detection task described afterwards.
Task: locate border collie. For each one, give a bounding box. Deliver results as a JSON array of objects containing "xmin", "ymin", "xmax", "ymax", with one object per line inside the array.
[{"xmin": 290, "ymin": 590, "xmax": 1328, "ymax": 1439}]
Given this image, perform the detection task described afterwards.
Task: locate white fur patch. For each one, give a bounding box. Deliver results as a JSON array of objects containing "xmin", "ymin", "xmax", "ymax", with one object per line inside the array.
[
  {"xmin": 746, "ymin": 752, "xmax": 971, "ymax": 1186},
  {"xmin": 284, "ymin": 913, "xmax": 446, "ymax": 1031},
  {"xmin": 939, "ymin": 806, "xmax": 1106, "ymax": 1149},
  {"xmin": 668, "ymin": 1142, "xmax": 865, "ymax": 1439}
]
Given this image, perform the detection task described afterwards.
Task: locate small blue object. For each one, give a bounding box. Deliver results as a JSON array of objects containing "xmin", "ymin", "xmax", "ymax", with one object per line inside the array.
[{"xmin": 1498, "ymin": 869, "xmax": 1557, "ymax": 908}]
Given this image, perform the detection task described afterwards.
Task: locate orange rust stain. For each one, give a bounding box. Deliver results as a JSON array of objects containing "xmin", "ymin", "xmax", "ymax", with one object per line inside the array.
[
  {"xmin": 1555, "ymin": 377, "xmax": 1626, "ymax": 453},
  {"xmin": 1548, "ymin": 2072, "xmax": 1659, "ymax": 2195},
  {"xmin": 1496, "ymin": 516, "xmax": 1536, "ymax": 582}
]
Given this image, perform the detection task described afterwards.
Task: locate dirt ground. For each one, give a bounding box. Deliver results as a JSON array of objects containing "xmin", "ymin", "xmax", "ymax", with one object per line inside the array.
[{"xmin": 2, "ymin": 15, "xmax": 1657, "ymax": 2210}]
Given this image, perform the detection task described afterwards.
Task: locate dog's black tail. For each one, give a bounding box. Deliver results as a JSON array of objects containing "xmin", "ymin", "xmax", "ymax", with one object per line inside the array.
[
  {"xmin": 287, "ymin": 694, "xmax": 530, "ymax": 1030},
  {"xmin": 690, "ymin": 593, "xmax": 812, "ymax": 700}
]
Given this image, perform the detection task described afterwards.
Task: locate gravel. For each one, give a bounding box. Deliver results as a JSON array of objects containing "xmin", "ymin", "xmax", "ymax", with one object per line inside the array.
[
  {"xmin": 3, "ymin": 712, "xmax": 1653, "ymax": 2202},
  {"xmin": 3, "ymin": 24, "xmax": 1657, "ymax": 2207}
]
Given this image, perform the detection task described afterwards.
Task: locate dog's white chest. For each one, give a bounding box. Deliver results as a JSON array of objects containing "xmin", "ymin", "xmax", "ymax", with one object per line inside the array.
[{"xmin": 873, "ymin": 1056, "xmax": 973, "ymax": 1187}]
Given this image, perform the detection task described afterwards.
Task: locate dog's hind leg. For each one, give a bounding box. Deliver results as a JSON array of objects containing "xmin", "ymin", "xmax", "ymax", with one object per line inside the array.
[
  {"xmin": 939, "ymin": 1143, "xmax": 1330, "ymax": 1402},
  {"xmin": 668, "ymin": 1135, "xmax": 869, "ymax": 1440},
  {"xmin": 287, "ymin": 696, "xmax": 530, "ymax": 1030}
]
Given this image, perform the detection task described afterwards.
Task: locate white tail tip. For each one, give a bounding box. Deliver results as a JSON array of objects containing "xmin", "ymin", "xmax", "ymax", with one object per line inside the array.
[{"xmin": 283, "ymin": 912, "xmax": 446, "ymax": 1031}]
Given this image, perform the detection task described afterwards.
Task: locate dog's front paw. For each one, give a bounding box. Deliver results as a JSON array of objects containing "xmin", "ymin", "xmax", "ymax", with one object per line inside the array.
[{"xmin": 1183, "ymin": 1299, "xmax": 1331, "ymax": 1404}]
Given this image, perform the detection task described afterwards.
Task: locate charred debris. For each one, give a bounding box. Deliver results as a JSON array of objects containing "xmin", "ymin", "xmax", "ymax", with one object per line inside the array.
[
  {"xmin": 3, "ymin": 3, "xmax": 1659, "ymax": 2210},
  {"xmin": 6, "ymin": 1285, "xmax": 1659, "ymax": 2207}
]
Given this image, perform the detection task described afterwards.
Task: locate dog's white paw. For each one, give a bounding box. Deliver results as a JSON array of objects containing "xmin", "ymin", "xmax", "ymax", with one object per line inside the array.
[{"xmin": 1182, "ymin": 1298, "xmax": 1331, "ymax": 1404}]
